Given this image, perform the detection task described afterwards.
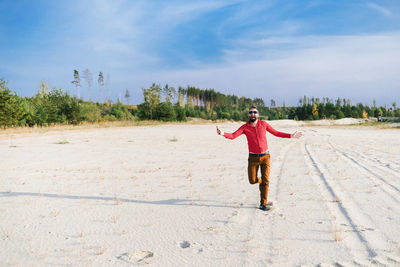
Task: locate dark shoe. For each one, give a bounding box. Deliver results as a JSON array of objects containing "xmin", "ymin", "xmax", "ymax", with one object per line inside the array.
[{"xmin": 259, "ymin": 205, "xmax": 271, "ymax": 211}]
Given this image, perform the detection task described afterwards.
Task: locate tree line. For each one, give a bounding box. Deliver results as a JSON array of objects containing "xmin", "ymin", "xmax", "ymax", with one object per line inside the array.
[
  {"xmin": 0, "ymin": 79, "xmax": 133, "ymax": 127},
  {"xmin": 1, "ymin": 78, "xmax": 399, "ymax": 128},
  {"xmin": 137, "ymin": 83, "xmax": 399, "ymax": 121}
]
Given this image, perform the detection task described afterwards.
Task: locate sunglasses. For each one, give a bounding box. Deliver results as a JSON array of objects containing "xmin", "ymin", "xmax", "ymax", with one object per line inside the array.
[{"xmin": 248, "ymin": 111, "xmax": 258, "ymax": 114}]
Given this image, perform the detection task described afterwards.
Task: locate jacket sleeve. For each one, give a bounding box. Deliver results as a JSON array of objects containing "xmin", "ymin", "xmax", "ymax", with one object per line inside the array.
[
  {"xmin": 223, "ymin": 125, "xmax": 245, "ymax": 140},
  {"xmin": 265, "ymin": 123, "xmax": 291, "ymax": 138}
]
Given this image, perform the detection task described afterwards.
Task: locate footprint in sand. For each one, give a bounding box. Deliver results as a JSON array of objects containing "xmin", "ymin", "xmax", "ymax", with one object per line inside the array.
[
  {"xmin": 179, "ymin": 241, "xmax": 203, "ymax": 253},
  {"xmin": 117, "ymin": 250, "xmax": 154, "ymax": 264},
  {"xmin": 180, "ymin": 241, "xmax": 190, "ymax": 248}
]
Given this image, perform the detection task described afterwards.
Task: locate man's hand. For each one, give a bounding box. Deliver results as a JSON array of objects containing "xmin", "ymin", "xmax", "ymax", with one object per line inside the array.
[
  {"xmin": 216, "ymin": 126, "xmax": 222, "ymax": 135},
  {"xmin": 291, "ymin": 131, "xmax": 302, "ymax": 138}
]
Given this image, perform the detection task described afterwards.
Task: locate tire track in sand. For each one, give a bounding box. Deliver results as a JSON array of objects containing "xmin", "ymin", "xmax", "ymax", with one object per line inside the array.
[
  {"xmin": 327, "ymin": 138, "xmax": 400, "ymax": 215},
  {"xmin": 330, "ymin": 138, "xmax": 400, "ymax": 169},
  {"xmin": 303, "ymin": 141, "xmax": 400, "ymax": 265},
  {"xmin": 242, "ymin": 140, "xmax": 298, "ymax": 266},
  {"xmin": 327, "ymin": 140, "xmax": 400, "ymax": 202}
]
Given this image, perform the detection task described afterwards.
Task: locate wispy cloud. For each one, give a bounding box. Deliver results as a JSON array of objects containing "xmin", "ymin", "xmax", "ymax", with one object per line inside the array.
[
  {"xmin": 1, "ymin": 0, "xmax": 400, "ymax": 106},
  {"xmin": 147, "ymin": 32, "xmax": 400, "ymax": 105},
  {"xmin": 366, "ymin": 2, "xmax": 392, "ymax": 17}
]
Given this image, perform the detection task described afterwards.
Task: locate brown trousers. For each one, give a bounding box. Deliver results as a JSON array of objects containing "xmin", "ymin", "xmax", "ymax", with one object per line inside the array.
[{"xmin": 248, "ymin": 154, "xmax": 270, "ymax": 205}]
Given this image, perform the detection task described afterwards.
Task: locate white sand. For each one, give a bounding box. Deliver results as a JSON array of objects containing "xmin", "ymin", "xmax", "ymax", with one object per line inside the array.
[{"xmin": 1, "ymin": 122, "xmax": 400, "ymax": 266}]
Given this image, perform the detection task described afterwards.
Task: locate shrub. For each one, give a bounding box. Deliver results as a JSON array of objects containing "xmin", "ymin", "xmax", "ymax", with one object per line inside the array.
[
  {"xmin": 0, "ymin": 91, "xmax": 25, "ymax": 127},
  {"xmin": 218, "ymin": 111, "xmax": 230, "ymax": 119},
  {"xmin": 107, "ymin": 102, "xmax": 133, "ymax": 120},
  {"xmin": 0, "ymin": 79, "xmax": 26, "ymax": 127},
  {"xmin": 60, "ymin": 97, "xmax": 81, "ymax": 124},
  {"xmin": 79, "ymin": 102, "xmax": 103, "ymax": 122},
  {"xmin": 155, "ymin": 102, "xmax": 176, "ymax": 121},
  {"xmin": 232, "ymin": 110, "xmax": 241, "ymax": 121},
  {"xmin": 336, "ymin": 111, "xmax": 345, "ymax": 119},
  {"xmin": 137, "ymin": 102, "xmax": 151, "ymax": 120},
  {"xmin": 175, "ymin": 106, "xmax": 187, "ymax": 121},
  {"xmin": 199, "ymin": 111, "xmax": 208, "ymax": 120}
]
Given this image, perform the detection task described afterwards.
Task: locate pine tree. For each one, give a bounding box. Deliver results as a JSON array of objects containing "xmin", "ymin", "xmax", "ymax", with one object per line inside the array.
[
  {"xmin": 83, "ymin": 68, "xmax": 93, "ymax": 101},
  {"xmin": 98, "ymin": 72, "xmax": 104, "ymax": 103},
  {"xmin": 124, "ymin": 89, "xmax": 130, "ymax": 105}
]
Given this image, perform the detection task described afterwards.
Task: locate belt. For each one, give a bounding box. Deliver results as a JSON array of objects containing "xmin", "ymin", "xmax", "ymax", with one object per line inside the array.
[{"xmin": 249, "ymin": 151, "xmax": 269, "ymax": 157}]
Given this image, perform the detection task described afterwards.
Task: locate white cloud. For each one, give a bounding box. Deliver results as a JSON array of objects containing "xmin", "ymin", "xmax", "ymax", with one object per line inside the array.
[
  {"xmin": 139, "ymin": 33, "xmax": 400, "ymax": 106},
  {"xmin": 4, "ymin": 1, "xmax": 400, "ymax": 106},
  {"xmin": 366, "ymin": 2, "xmax": 392, "ymax": 17}
]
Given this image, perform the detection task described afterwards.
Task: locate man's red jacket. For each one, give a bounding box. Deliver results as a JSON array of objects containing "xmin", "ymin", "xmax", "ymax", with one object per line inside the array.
[{"xmin": 223, "ymin": 120, "xmax": 291, "ymax": 154}]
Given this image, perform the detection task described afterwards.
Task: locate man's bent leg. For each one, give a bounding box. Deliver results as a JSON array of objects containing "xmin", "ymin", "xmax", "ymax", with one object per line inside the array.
[
  {"xmin": 259, "ymin": 154, "xmax": 271, "ymax": 205},
  {"xmin": 248, "ymin": 157, "xmax": 261, "ymax": 184}
]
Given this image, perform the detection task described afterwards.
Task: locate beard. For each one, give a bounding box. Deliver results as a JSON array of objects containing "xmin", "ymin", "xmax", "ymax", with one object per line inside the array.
[{"xmin": 249, "ymin": 117, "xmax": 257, "ymax": 122}]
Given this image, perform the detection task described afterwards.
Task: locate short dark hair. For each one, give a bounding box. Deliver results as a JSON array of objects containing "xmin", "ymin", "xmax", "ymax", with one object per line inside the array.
[{"xmin": 249, "ymin": 106, "xmax": 257, "ymax": 110}]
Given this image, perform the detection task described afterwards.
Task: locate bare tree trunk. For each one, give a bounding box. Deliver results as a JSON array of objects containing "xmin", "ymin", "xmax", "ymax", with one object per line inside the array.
[{"xmin": 83, "ymin": 68, "xmax": 93, "ymax": 101}]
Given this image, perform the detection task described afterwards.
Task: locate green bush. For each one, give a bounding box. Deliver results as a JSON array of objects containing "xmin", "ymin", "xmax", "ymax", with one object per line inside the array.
[
  {"xmin": 137, "ymin": 102, "xmax": 151, "ymax": 120},
  {"xmin": 20, "ymin": 98, "xmax": 35, "ymax": 127},
  {"xmin": 28, "ymin": 87, "xmax": 82, "ymax": 125},
  {"xmin": 240, "ymin": 110, "xmax": 249, "ymax": 121},
  {"xmin": 0, "ymin": 79, "xmax": 26, "ymax": 127},
  {"xmin": 185, "ymin": 107, "xmax": 200, "ymax": 118},
  {"xmin": 103, "ymin": 114, "xmax": 118, "ymax": 121},
  {"xmin": 60, "ymin": 97, "xmax": 81, "ymax": 124},
  {"xmin": 335, "ymin": 110, "xmax": 345, "ymax": 119},
  {"xmin": 199, "ymin": 111, "xmax": 208, "ymax": 120},
  {"xmin": 218, "ymin": 111, "xmax": 230, "ymax": 119},
  {"xmin": 79, "ymin": 102, "xmax": 103, "ymax": 122},
  {"xmin": 32, "ymin": 102, "xmax": 48, "ymax": 126},
  {"xmin": 107, "ymin": 102, "xmax": 133, "ymax": 120},
  {"xmin": 232, "ymin": 110, "xmax": 241, "ymax": 121},
  {"xmin": 155, "ymin": 102, "xmax": 176, "ymax": 121},
  {"xmin": 175, "ymin": 106, "xmax": 187, "ymax": 121}
]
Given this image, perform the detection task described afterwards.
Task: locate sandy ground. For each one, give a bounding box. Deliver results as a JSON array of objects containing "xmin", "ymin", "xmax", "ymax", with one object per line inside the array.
[{"xmin": 1, "ymin": 121, "xmax": 400, "ymax": 266}]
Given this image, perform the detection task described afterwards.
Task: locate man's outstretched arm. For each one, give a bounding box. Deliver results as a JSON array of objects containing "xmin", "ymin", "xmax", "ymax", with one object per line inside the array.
[
  {"xmin": 216, "ymin": 125, "xmax": 244, "ymax": 139},
  {"xmin": 266, "ymin": 123, "xmax": 302, "ymax": 139}
]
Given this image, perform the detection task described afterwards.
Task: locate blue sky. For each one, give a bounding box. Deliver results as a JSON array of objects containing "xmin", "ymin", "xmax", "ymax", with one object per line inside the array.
[{"xmin": 1, "ymin": 0, "xmax": 399, "ymax": 106}]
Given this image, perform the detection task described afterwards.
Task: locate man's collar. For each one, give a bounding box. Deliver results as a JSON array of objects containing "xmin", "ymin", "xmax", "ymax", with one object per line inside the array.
[{"xmin": 247, "ymin": 119, "xmax": 258, "ymax": 126}]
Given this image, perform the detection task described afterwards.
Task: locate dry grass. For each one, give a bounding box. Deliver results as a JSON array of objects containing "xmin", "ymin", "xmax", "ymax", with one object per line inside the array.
[
  {"xmin": 54, "ymin": 140, "xmax": 69, "ymax": 144},
  {"xmin": 0, "ymin": 118, "xmax": 231, "ymax": 139},
  {"xmin": 353, "ymin": 121, "xmax": 400, "ymax": 129},
  {"xmin": 330, "ymin": 224, "xmax": 344, "ymax": 242},
  {"xmin": 96, "ymin": 248, "xmax": 107, "ymax": 255}
]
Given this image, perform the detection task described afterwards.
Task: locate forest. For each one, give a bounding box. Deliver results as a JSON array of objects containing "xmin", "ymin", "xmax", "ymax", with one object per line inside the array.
[{"xmin": 1, "ymin": 78, "xmax": 399, "ymax": 128}]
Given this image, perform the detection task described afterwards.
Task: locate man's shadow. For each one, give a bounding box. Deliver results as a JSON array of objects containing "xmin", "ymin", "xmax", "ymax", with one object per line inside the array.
[{"xmin": 0, "ymin": 191, "xmax": 252, "ymax": 209}]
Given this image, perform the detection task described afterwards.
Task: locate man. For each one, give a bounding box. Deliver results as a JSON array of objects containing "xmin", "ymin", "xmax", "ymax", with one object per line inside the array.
[{"xmin": 216, "ymin": 106, "xmax": 302, "ymax": 211}]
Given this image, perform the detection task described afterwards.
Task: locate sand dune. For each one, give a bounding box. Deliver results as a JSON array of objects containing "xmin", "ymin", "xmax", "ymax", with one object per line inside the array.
[{"xmin": 1, "ymin": 122, "xmax": 400, "ymax": 266}]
